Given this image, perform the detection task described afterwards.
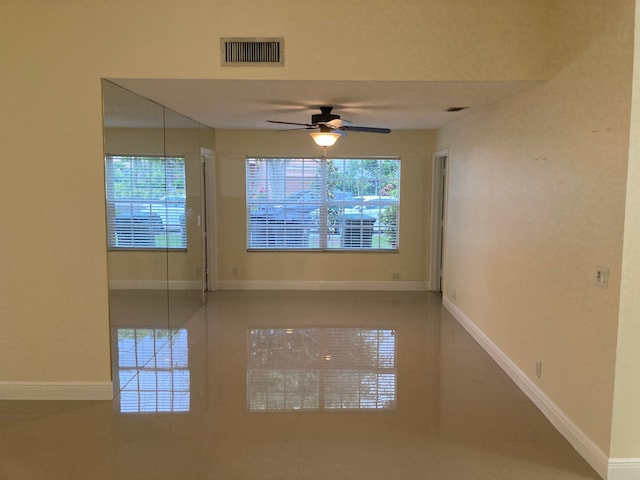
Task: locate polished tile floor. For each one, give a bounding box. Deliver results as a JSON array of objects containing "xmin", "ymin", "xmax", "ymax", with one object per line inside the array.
[{"xmin": 0, "ymin": 290, "xmax": 600, "ymax": 479}]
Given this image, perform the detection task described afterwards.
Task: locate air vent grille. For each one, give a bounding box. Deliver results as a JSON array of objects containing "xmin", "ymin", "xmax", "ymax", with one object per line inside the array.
[{"xmin": 221, "ymin": 38, "xmax": 284, "ymax": 66}]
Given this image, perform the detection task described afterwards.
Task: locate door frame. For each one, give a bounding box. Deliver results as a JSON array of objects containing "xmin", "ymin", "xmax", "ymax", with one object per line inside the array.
[
  {"xmin": 429, "ymin": 149, "xmax": 448, "ymax": 292},
  {"xmin": 201, "ymin": 148, "xmax": 217, "ymax": 292}
]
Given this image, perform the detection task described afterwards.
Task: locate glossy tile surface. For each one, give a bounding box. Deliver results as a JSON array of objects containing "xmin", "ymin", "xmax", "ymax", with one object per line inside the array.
[{"xmin": 0, "ymin": 291, "xmax": 600, "ymax": 479}]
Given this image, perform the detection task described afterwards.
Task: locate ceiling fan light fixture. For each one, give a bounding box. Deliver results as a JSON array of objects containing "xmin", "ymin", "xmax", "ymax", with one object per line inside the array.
[{"xmin": 310, "ymin": 131, "xmax": 341, "ymax": 147}]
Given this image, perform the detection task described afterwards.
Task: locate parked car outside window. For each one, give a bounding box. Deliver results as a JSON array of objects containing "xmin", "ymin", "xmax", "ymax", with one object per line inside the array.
[{"xmin": 141, "ymin": 195, "xmax": 186, "ymax": 232}]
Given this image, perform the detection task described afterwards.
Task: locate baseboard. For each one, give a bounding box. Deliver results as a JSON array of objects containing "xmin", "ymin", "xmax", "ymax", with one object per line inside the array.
[
  {"xmin": 216, "ymin": 280, "xmax": 430, "ymax": 291},
  {"xmin": 109, "ymin": 280, "xmax": 201, "ymax": 290},
  {"xmin": 608, "ymin": 458, "xmax": 640, "ymax": 480},
  {"xmin": 442, "ymin": 296, "xmax": 609, "ymax": 479},
  {"xmin": 0, "ymin": 381, "xmax": 114, "ymax": 400}
]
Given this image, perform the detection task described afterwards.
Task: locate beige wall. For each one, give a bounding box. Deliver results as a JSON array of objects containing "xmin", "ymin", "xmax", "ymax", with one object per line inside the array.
[
  {"xmin": 436, "ymin": 0, "xmax": 634, "ymax": 454},
  {"xmin": 609, "ymin": 0, "xmax": 640, "ymax": 459},
  {"xmin": 215, "ymin": 130, "xmax": 434, "ymax": 285}
]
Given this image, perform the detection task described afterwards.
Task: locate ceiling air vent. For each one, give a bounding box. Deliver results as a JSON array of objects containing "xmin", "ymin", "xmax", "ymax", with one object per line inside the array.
[{"xmin": 221, "ymin": 37, "xmax": 284, "ymax": 66}]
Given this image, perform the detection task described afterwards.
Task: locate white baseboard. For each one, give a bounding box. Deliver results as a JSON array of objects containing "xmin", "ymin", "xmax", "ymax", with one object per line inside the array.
[
  {"xmin": 109, "ymin": 280, "xmax": 201, "ymax": 290},
  {"xmin": 216, "ymin": 280, "xmax": 430, "ymax": 291},
  {"xmin": 0, "ymin": 381, "xmax": 114, "ymax": 400},
  {"xmin": 608, "ymin": 459, "xmax": 640, "ymax": 480},
  {"xmin": 442, "ymin": 296, "xmax": 609, "ymax": 479}
]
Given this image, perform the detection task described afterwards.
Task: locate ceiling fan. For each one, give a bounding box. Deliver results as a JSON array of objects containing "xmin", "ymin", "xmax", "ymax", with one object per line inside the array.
[{"xmin": 267, "ymin": 106, "xmax": 391, "ymax": 146}]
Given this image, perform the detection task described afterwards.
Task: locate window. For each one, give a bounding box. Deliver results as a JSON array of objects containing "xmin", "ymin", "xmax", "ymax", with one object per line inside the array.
[
  {"xmin": 105, "ymin": 155, "xmax": 187, "ymax": 250},
  {"xmin": 246, "ymin": 157, "xmax": 400, "ymax": 250}
]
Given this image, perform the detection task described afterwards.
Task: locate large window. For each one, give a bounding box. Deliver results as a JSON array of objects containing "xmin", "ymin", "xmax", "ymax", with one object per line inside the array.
[
  {"xmin": 105, "ymin": 155, "xmax": 187, "ymax": 250},
  {"xmin": 246, "ymin": 157, "xmax": 400, "ymax": 251}
]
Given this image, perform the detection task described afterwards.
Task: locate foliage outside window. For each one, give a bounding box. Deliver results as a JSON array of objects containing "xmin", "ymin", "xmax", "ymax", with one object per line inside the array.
[
  {"xmin": 105, "ymin": 155, "xmax": 187, "ymax": 250},
  {"xmin": 246, "ymin": 157, "xmax": 400, "ymax": 251}
]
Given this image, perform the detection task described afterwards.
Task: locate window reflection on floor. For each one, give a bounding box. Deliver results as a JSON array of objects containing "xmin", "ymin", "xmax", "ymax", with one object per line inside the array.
[
  {"xmin": 117, "ymin": 328, "xmax": 190, "ymax": 413},
  {"xmin": 247, "ymin": 328, "xmax": 396, "ymax": 411}
]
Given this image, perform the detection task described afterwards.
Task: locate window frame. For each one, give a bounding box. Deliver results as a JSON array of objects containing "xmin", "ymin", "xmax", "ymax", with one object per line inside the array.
[{"xmin": 245, "ymin": 156, "xmax": 400, "ymax": 252}]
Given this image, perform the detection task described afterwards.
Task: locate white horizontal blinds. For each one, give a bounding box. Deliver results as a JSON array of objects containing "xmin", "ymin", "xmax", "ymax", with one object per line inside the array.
[
  {"xmin": 328, "ymin": 159, "xmax": 400, "ymax": 250},
  {"xmin": 246, "ymin": 158, "xmax": 322, "ymax": 249},
  {"xmin": 105, "ymin": 155, "xmax": 187, "ymax": 250},
  {"xmin": 245, "ymin": 157, "xmax": 399, "ymax": 251},
  {"xmin": 117, "ymin": 328, "xmax": 190, "ymax": 413},
  {"xmin": 247, "ymin": 328, "xmax": 396, "ymax": 412}
]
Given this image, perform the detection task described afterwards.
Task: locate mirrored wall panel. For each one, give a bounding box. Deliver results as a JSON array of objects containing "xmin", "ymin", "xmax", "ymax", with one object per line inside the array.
[{"xmin": 102, "ymin": 80, "xmax": 213, "ymax": 392}]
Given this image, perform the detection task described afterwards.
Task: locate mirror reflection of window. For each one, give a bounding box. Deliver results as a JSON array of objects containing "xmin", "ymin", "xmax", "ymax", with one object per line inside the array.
[
  {"xmin": 117, "ymin": 328, "xmax": 190, "ymax": 413},
  {"xmin": 247, "ymin": 328, "xmax": 396, "ymax": 412},
  {"xmin": 105, "ymin": 155, "xmax": 187, "ymax": 250}
]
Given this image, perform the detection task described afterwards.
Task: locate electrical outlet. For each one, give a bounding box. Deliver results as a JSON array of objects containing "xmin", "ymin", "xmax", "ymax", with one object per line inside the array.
[
  {"xmin": 392, "ymin": 273, "xmax": 400, "ymax": 281},
  {"xmin": 595, "ymin": 267, "xmax": 609, "ymax": 288}
]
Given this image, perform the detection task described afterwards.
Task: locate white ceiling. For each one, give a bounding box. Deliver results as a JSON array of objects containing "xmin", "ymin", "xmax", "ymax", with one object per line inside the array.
[{"xmin": 107, "ymin": 79, "xmax": 542, "ymax": 130}]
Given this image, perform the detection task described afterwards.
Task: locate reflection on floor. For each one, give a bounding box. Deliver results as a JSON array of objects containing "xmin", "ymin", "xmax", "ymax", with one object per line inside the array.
[
  {"xmin": 116, "ymin": 327, "xmax": 190, "ymax": 413},
  {"xmin": 0, "ymin": 291, "xmax": 600, "ymax": 480},
  {"xmin": 247, "ymin": 327, "xmax": 397, "ymax": 411}
]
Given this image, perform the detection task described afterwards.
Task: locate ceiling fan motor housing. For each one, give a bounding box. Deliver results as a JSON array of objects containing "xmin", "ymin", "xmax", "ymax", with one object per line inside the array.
[{"xmin": 311, "ymin": 106, "xmax": 340, "ymax": 125}]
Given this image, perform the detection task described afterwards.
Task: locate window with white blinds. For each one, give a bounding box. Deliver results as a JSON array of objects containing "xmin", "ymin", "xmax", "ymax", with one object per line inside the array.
[
  {"xmin": 105, "ymin": 155, "xmax": 187, "ymax": 250},
  {"xmin": 247, "ymin": 327, "xmax": 396, "ymax": 411},
  {"xmin": 246, "ymin": 158, "xmax": 400, "ymax": 251}
]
